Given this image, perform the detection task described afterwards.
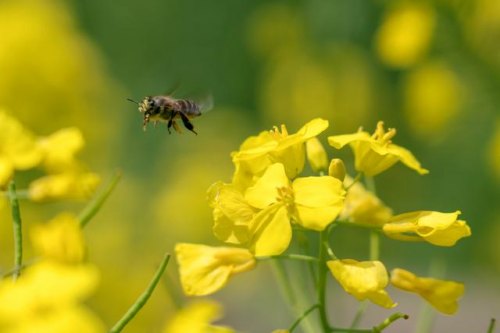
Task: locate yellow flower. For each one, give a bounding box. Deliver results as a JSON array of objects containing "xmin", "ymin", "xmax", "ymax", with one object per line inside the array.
[
  {"xmin": 0, "ymin": 261, "xmax": 104, "ymax": 333},
  {"xmin": 37, "ymin": 127, "xmax": 85, "ymax": 172},
  {"xmin": 163, "ymin": 301, "xmax": 234, "ymax": 333},
  {"xmin": 305, "ymin": 137, "xmax": 329, "ymax": 173},
  {"xmin": 244, "ymin": 163, "xmax": 345, "ymax": 255},
  {"xmin": 231, "ymin": 118, "xmax": 328, "ymax": 189},
  {"xmin": 328, "ymin": 121, "xmax": 429, "ymax": 176},
  {"xmin": 391, "ymin": 268, "xmax": 464, "ymax": 315},
  {"xmin": 208, "ymin": 181, "xmax": 256, "ymax": 245},
  {"xmin": 0, "ymin": 110, "xmax": 42, "ymax": 185},
  {"xmin": 175, "ymin": 243, "xmax": 256, "ymax": 296},
  {"xmin": 30, "ymin": 213, "xmax": 86, "ymax": 264},
  {"xmin": 340, "ymin": 176, "xmax": 392, "ymax": 227},
  {"xmin": 327, "ymin": 259, "xmax": 396, "ymax": 308},
  {"xmin": 28, "ymin": 171, "xmax": 100, "ymax": 202},
  {"xmin": 382, "ymin": 210, "xmax": 471, "ymax": 246},
  {"xmin": 375, "ymin": 3, "xmax": 435, "ymax": 68}
]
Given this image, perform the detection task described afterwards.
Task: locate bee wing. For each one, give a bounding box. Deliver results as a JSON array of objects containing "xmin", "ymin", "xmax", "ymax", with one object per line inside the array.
[{"xmin": 197, "ymin": 94, "xmax": 213, "ymax": 113}]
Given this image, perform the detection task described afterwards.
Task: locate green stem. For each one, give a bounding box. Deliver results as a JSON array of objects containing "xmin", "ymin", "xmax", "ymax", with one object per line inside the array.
[
  {"xmin": 109, "ymin": 253, "xmax": 170, "ymax": 333},
  {"xmin": 317, "ymin": 230, "xmax": 331, "ymax": 332},
  {"xmin": 8, "ymin": 180, "xmax": 23, "ymax": 281},
  {"xmin": 372, "ymin": 312, "xmax": 409, "ymax": 332},
  {"xmin": 289, "ymin": 304, "xmax": 320, "ymax": 332},
  {"xmin": 349, "ymin": 301, "xmax": 368, "ymax": 329},
  {"xmin": 79, "ymin": 171, "xmax": 121, "ymax": 228},
  {"xmin": 487, "ymin": 318, "xmax": 496, "ymax": 333},
  {"xmin": 369, "ymin": 231, "xmax": 379, "ymax": 261}
]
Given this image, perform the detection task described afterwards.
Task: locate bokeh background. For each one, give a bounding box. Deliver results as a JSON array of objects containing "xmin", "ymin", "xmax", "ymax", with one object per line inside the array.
[{"xmin": 0, "ymin": 0, "xmax": 499, "ymax": 332}]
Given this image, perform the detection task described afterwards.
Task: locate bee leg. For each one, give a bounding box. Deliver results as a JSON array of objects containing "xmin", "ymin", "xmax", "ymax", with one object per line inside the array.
[
  {"xmin": 179, "ymin": 112, "xmax": 198, "ymax": 135},
  {"xmin": 167, "ymin": 118, "xmax": 174, "ymax": 134}
]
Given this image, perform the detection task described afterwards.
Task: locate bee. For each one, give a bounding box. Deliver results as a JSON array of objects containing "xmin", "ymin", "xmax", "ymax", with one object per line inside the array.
[{"xmin": 127, "ymin": 95, "xmax": 212, "ymax": 135}]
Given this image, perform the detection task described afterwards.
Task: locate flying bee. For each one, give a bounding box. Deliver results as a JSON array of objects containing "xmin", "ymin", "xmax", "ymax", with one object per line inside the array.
[{"xmin": 127, "ymin": 94, "xmax": 212, "ymax": 135}]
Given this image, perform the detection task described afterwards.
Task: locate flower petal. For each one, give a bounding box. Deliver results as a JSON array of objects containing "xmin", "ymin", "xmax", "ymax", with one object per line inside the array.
[
  {"xmin": 245, "ymin": 163, "xmax": 289, "ymax": 209},
  {"xmin": 250, "ymin": 205, "xmax": 292, "ymax": 256}
]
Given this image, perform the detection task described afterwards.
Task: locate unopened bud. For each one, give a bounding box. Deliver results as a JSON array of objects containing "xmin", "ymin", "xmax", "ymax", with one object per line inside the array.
[
  {"xmin": 306, "ymin": 137, "xmax": 328, "ymax": 173},
  {"xmin": 328, "ymin": 158, "xmax": 346, "ymax": 181}
]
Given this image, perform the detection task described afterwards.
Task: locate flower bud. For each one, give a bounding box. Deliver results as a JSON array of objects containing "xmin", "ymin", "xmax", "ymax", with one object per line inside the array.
[
  {"xmin": 306, "ymin": 137, "xmax": 328, "ymax": 173},
  {"xmin": 328, "ymin": 158, "xmax": 346, "ymax": 181}
]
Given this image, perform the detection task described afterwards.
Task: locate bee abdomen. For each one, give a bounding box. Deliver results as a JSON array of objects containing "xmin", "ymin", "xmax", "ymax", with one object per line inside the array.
[{"xmin": 177, "ymin": 99, "xmax": 201, "ymax": 117}]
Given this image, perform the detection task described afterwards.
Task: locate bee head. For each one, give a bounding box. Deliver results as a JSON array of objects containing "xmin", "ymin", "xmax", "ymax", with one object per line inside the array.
[{"xmin": 139, "ymin": 96, "xmax": 156, "ymax": 114}]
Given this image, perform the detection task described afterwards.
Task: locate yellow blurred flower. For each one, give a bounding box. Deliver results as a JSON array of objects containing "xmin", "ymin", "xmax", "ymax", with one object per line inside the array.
[
  {"xmin": 30, "ymin": 213, "xmax": 86, "ymax": 264},
  {"xmin": 244, "ymin": 163, "xmax": 345, "ymax": 255},
  {"xmin": 208, "ymin": 182, "xmax": 256, "ymax": 245},
  {"xmin": 390, "ymin": 268, "xmax": 464, "ymax": 315},
  {"xmin": 175, "ymin": 243, "xmax": 256, "ymax": 296},
  {"xmin": 340, "ymin": 176, "xmax": 392, "ymax": 227},
  {"xmin": 404, "ymin": 61, "xmax": 462, "ymax": 137},
  {"xmin": 327, "ymin": 259, "xmax": 396, "ymax": 308},
  {"xmin": 375, "ymin": 3, "xmax": 435, "ymax": 68},
  {"xmin": 0, "ymin": 261, "xmax": 104, "ymax": 333},
  {"xmin": 0, "ymin": 109, "xmax": 42, "ymax": 185},
  {"xmin": 163, "ymin": 301, "xmax": 234, "ymax": 333},
  {"xmin": 28, "ymin": 171, "xmax": 100, "ymax": 202},
  {"xmin": 328, "ymin": 121, "xmax": 429, "ymax": 176},
  {"xmin": 271, "ymin": 330, "xmax": 289, "ymax": 333},
  {"xmin": 231, "ymin": 118, "xmax": 328, "ymax": 189},
  {"xmin": 382, "ymin": 210, "xmax": 471, "ymax": 246},
  {"xmin": 37, "ymin": 127, "xmax": 85, "ymax": 172},
  {"xmin": 305, "ymin": 137, "xmax": 329, "ymax": 173}
]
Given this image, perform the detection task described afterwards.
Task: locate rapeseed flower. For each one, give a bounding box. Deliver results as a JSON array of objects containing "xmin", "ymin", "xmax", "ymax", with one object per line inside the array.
[
  {"xmin": 305, "ymin": 137, "xmax": 329, "ymax": 173},
  {"xmin": 0, "ymin": 110, "xmax": 42, "ymax": 185},
  {"xmin": 37, "ymin": 127, "xmax": 85, "ymax": 172},
  {"xmin": 327, "ymin": 259, "xmax": 396, "ymax": 308},
  {"xmin": 382, "ymin": 210, "xmax": 471, "ymax": 246},
  {"xmin": 30, "ymin": 213, "xmax": 86, "ymax": 264},
  {"xmin": 163, "ymin": 301, "xmax": 234, "ymax": 333},
  {"xmin": 0, "ymin": 261, "xmax": 104, "ymax": 333},
  {"xmin": 244, "ymin": 163, "xmax": 345, "ymax": 255},
  {"xmin": 28, "ymin": 171, "xmax": 100, "ymax": 202},
  {"xmin": 328, "ymin": 121, "xmax": 428, "ymax": 176},
  {"xmin": 391, "ymin": 268, "xmax": 464, "ymax": 315},
  {"xmin": 175, "ymin": 243, "xmax": 256, "ymax": 296},
  {"xmin": 339, "ymin": 175, "xmax": 392, "ymax": 227},
  {"xmin": 231, "ymin": 118, "xmax": 328, "ymax": 188}
]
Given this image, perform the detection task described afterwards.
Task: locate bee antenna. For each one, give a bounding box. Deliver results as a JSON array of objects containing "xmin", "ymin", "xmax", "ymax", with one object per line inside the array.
[{"xmin": 126, "ymin": 98, "xmax": 139, "ymax": 105}]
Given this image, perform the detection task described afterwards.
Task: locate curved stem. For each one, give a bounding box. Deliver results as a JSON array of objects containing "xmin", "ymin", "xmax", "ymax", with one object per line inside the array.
[
  {"xmin": 289, "ymin": 304, "xmax": 320, "ymax": 332},
  {"xmin": 109, "ymin": 253, "xmax": 170, "ymax": 333},
  {"xmin": 487, "ymin": 318, "xmax": 496, "ymax": 333},
  {"xmin": 345, "ymin": 173, "xmax": 363, "ymax": 191},
  {"xmin": 8, "ymin": 180, "xmax": 23, "ymax": 281},
  {"xmin": 79, "ymin": 171, "xmax": 121, "ymax": 228}
]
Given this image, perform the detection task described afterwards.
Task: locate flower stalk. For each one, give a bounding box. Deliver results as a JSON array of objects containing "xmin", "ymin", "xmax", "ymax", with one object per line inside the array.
[{"xmin": 8, "ymin": 180, "xmax": 23, "ymax": 281}]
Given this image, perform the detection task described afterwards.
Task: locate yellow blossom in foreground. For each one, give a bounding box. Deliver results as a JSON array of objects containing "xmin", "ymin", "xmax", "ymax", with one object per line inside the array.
[
  {"xmin": 305, "ymin": 137, "xmax": 329, "ymax": 173},
  {"xmin": 0, "ymin": 110, "xmax": 42, "ymax": 185},
  {"xmin": 244, "ymin": 163, "xmax": 345, "ymax": 255},
  {"xmin": 0, "ymin": 261, "xmax": 104, "ymax": 333},
  {"xmin": 163, "ymin": 301, "xmax": 234, "ymax": 333},
  {"xmin": 391, "ymin": 268, "xmax": 464, "ymax": 315},
  {"xmin": 340, "ymin": 176, "xmax": 392, "ymax": 227},
  {"xmin": 30, "ymin": 213, "xmax": 86, "ymax": 263},
  {"xmin": 175, "ymin": 243, "xmax": 256, "ymax": 296},
  {"xmin": 37, "ymin": 127, "xmax": 84, "ymax": 172},
  {"xmin": 272, "ymin": 330, "xmax": 289, "ymax": 333},
  {"xmin": 28, "ymin": 171, "xmax": 100, "ymax": 202},
  {"xmin": 382, "ymin": 210, "xmax": 471, "ymax": 246},
  {"xmin": 231, "ymin": 118, "xmax": 328, "ymax": 188},
  {"xmin": 328, "ymin": 121, "xmax": 428, "ymax": 176},
  {"xmin": 208, "ymin": 181, "xmax": 256, "ymax": 245},
  {"xmin": 327, "ymin": 259, "xmax": 396, "ymax": 308}
]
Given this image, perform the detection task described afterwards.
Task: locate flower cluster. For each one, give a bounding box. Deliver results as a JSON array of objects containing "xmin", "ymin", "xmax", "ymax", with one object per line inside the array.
[
  {"xmin": 175, "ymin": 119, "xmax": 471, "ymax": 331},
  {"xmin": 0, "ymin": 109, "xmax": 99, "ymax": 202}
]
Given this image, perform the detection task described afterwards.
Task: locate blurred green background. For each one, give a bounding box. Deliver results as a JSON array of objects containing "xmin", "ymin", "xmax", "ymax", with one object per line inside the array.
[{"xmin": 0, "ymin": 0, "xmax": 499, "ymax": 332}]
